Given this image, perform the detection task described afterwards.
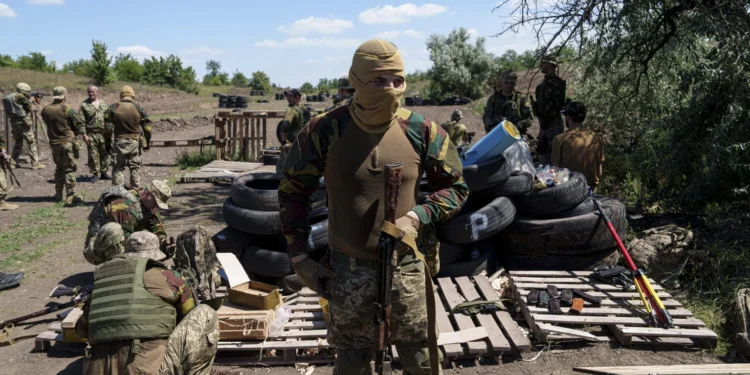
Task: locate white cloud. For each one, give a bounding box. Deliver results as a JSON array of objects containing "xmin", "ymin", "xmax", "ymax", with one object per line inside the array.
[
  {"xmin": 40, "ymin": 50, "xmax": 52, "ymax": 56},
  {"xmin": 468, "ymin": 28, "xmax": 478, "ymax": 38},
  {"xmin": 182, "ymin": 46, "xmax": 227, "ymax": 56},
  {"xmin": 28, "ymin": 0, "xmax": 64, "ymax": 4},
  {"xmin": 115, "ymin": 45, "xmax": 166, "ymax": 60},
  {"xmin": 0, "ymin": 3, "xmax": 17, "ymax": 17},
  {"xmin": 374, "ymin": 29, "xmax": 424, "ymax": 39},
  {"xmin": 254, "ymin": 37, "xmax": 361, "ymax": 49},
  {"xmin": 278, "ymin": 16, "xmax": 354, "ymax": 35},
  {"xmin": 359, "ymin": 3, "xmax": 448, "ymax": 24}
]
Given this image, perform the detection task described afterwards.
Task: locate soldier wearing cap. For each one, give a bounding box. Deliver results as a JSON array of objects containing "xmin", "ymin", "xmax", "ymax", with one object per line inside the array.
[
  {"xmin": 77, "ymin": 231, "xmax": 219, "ymax": 375},
  {"xmin": 276, "ymin": 88, "xmax": 310, "ymax": 173},
  {"xmin": 84, "ymin": 180, "xmax": 172, "ymax": 265},
  {"xmin": 106, "ymin": 85, "xmax": 151, "ymax": 187},
  {"xmin": 483, "ymin": 70, "xmax": 534, "ymax": 134},
  {"xmin": 4, "ymin": 82, "xmax": 44, "ymax": 169},
  {"xmin": 531, "ymin": 55, "xmax": 567, "ymax": 163},
  {"xmin": 40, "ymin": 86, "xmax": 85, "ymax": 205},
  {"xmin": 551, "ymin": 101, "xmax": 604, "ymax": 187},
  {"xmin": 440, "ymin": 109, "xmax": 469, "ymax": 147},
  {"xmin": 325, "ymin": 76, "xmax": 356, "ymax": 112}
]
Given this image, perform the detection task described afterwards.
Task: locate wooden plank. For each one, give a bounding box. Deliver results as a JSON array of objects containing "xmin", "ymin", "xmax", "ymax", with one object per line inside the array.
[
  {"xmin": 525, "ymin": 305, "xmax": 692, "ymax": 317},
  {"xmin": 511, "ymin": 276, "xmax": 661, "ymax": 285},
  {"xmin": 436, "ymin": 278, "xmax": 488, "ymax": 354},
  {"xmin": 269, "ymin": 329, "xmax": 327, "ymax": 339},
  {"xmin": 574, "ymin": 364, "xmax": 750, "ymax": 375},
  {"xmin": 288, "ymin": 304, "xmax": 322, "ymax": 312},
  {"xmin": 531, "ymin": 314, "xmax": 706, "ymax": 327},
  {"xmin": 290, "ymin": 311, "xmax": 325, "ymax": 320},
  {"xmin": 514, "ymin": 282, "xmax": 664, "ymax": 292},
  {"xmin": 250, "ymin": 118, "xmax": 256, "ymax": 161},
  {"xmin": 214, "ymin": 353, "xmax": 334, "ymax": 366},
  {"xmin": 617, "ymin": 327, "xmax": 718, "ymax": 340},
  {"xmin": 537, "ymin": 323, "xmax": 600, "ymax": 341},
  {"xmin": 516, "ymin": 288, "xmax": 672, "ymax": 299},
  {"xmin": 35, "ymin": 331, "xmax": 59, "ymax": 351},
  {"xmin": 285, "ymin": 320, "xmax": 327, "ymax": 330},
  {"xmin": 262, "ymin": 117, "xmax": 267, "ymax": 149},
  {"xmin": 510, "ymin": 271, "xmax": 599, "ymax": 277},
  {"xmin": 296, "ymin": 296, "xmax": 320, "ymax": 303},
  {"xmin": 437, "ymin": 327, "xmax": 488, "ymax": 346},
  {"xmin": 433, "ymin": 289, "xmax": 464, "ymax": 358},
  {"xmin": 454, "ymin": 277, "xmax": 511, "ymax": 352},
  {"xmin": 218, "ymin": 339, "xmax": 329, "ymax": 350},
  {"xmin": 477, "ymin": 276, "xmax": 532, "ymax": 350}
]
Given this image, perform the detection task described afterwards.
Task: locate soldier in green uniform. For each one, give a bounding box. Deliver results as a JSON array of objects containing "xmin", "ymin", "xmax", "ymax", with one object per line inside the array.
[
  {"xmin": 276, "ymin": 88, "xmax": 310, "ymax": 174},
  {"xmin": 76, "ymin": 231, "xmax": 219, "ymax": 375},
  {"xmin": 531, "ymin": 55, "xmax": 567, "ymax": 163},
  {"xmin": 325, "ymin": 76, "xmax": 356, "ymax": 112},
  {"xmin": 482, "ymin": 70, "xmax": 533, "ymax": 134},
  {"xmin": 440, "ymin": 109, "xmax": 469, "ymax": 147},
  {"xmin": 107, "ymin": 85, "xmax": 151, "ymax": 187},
  {"xmin": 4, "ymin": 82, "xmax": 45, "ymax": 169},
  {"xmin": 40, "ymin": 86, "xmax": 84, "ymax": 206},
  {"xmin": 79, "ymin": 85, "xmax": 112, "ymax": 183},
  {"xmin": 0, "ymin": 130, "xmax": 18, "ymax": 210},
  {"xmin": 279, "ymin": 39, "xmax": 468, "ymax": 375}
]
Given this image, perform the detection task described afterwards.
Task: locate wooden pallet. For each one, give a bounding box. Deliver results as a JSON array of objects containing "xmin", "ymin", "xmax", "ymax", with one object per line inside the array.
[
  {"xmin": 34, "ymin": 323, "xmax": 85, "ymax": 353},
  {"xmin": 509, "ymin": 271, "xmax": 718, "ymax": 347},
  {"xmin": 149, "ymin": 138, "xmax": 215, "ymax": 148},
  {"xmin": 574, "ymin": 364, "xmax": 750, "ymax": 375},
  {"xmin": 179, "ymin": 161, "xmax": 266, "ymax": 183}
]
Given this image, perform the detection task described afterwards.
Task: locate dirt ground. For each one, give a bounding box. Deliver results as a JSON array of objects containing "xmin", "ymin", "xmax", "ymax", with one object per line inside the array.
[{"xmin": 0, "ymin": 100, "xmax": 731, "ymax": 374}]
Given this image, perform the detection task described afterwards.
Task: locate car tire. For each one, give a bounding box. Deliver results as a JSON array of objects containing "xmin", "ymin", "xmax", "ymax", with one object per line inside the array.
[
  {"xmin": 462, "ymin": 156, "xmax": 512, "ymax": 191},
  {"xmin": 478, "ymin": 172, "xmax": 533, "ymax": 197},
  {"xmin": 223, "ymin": 198, "xmax": 281, "ymax": 235},
  {"xmin": 230, "ymin": 173, "xmax": 283, "ymax": 212},
  {"xmin": 437, "ymin": 242, "xmax": 495, "ymax": 277},
  {"xmin": 439, "ymin": 241, "xmax": 470, "ymax": 266},
  {"xmin": 241, "ymin": 244, "xmax": 292, "ymax": 278},
  {"xmin": 437, "ymin": 196, "xmax": 516, "ymax": 244},
  {"xmin": 212, "ymin": 226, "xmax": 254, "ymax": 257},
  {"xmin": 514, "ymin": 172, "xmax": 588, "ymax": 217}
]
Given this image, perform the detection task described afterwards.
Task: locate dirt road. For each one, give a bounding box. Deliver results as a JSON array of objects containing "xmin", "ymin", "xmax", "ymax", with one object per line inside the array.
[{"xmin": 0, "ymin": 111, "xmax": 725, "ymax": 374}]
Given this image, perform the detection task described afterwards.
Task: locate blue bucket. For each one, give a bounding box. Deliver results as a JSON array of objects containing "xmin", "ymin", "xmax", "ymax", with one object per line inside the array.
[{"xmin": 461, "ymin": 120, "xmax": 521, "ymax": 166}]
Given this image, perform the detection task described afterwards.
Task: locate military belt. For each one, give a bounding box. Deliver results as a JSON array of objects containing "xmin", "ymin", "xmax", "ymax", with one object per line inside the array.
[{"xmin": 330, "ymin": 248, "xmax": 415, "ymax": 269}]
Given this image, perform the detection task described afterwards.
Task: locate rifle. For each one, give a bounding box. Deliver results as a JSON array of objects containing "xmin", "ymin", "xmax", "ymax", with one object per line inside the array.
[
  {"xmin": 374, "ymin": 162, "xmax": 404, "ymax": 375},
  {"xmin": 0, "ymin": 285, "xmax": 92, "ymax": 331},
  {"xmin": 0, "ymin": 152, "xmax": 20, "ymax": 188}
]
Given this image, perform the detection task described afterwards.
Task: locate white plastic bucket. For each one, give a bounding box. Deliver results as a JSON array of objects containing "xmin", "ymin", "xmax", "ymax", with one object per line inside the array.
[{"xmin": 461, "ymin": 120, "xmax": 521, "ymax": 166}]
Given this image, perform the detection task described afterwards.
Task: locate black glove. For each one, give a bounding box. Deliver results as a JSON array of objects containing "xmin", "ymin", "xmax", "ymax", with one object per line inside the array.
[{"xmin": 291, "ymin": 253, "xmax": 334, "ymax": 299}]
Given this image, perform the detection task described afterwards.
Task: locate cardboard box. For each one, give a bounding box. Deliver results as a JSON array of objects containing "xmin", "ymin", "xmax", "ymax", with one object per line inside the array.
[
  {"xmin": 228, "ymin": 281, "xmax": 282, "ymax": 311},
  {"xmin": 61, "ymin": 307, "xmax": 87, "ymax": 343},
  {"xmin": 218, "ymin": 302, "xmax": 274, "ymax": 341}
]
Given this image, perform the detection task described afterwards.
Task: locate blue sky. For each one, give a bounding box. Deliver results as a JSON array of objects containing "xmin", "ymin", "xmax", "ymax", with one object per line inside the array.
[{"xmin": 0, "ymin": 1, "xmax": 538, "ymax": 87}]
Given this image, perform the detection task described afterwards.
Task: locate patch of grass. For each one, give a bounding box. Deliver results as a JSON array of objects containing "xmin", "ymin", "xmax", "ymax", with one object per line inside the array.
[
  {"xmin": 472, "ymin": 99, "xmax": 487, "ymax": 117},
  {"xmin": 0, "ymin": 67, "xmax": 180, "ymax": 94},
  {"xmin": 0, "ymin": 238, "xmax": 72, "ymax": 270},
  {"xmin": 176, "ymin": 146, "xmax": 217, "ymax": 170}
]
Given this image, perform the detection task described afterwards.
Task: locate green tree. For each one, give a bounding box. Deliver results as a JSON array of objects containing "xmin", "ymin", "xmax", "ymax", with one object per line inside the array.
[
  {"xmin": 17, "ymin": 52, "xmax": 55, "ymax": 72},
  {"xmin": 113, "ymin": 53, "xmax": 144, "ymax": 82},
  {"xmin": 231, "ymin": 71, "xmax": 248, "ymax": 87},
  {"xmin": 143, "ymin": 55, "xmax": 199, "ymax": 94},
  {"xmin": 300, "ymin": 82, "xmax": 314, "ymax": 94},
  {"xmin": 426, "ymin": 27, "xmax": 495, "ymax": 99},
  {"xmin": 517, "ymin": 50, "xmax": 538, "ymax": 70},
  {"xmin": 61, "ymin": 58, "xmax": 92, "ymax": 76},
  {"xmin": 249, "ymin": 71, "xmax": 272, "ymax": 92},
  {"xmin": 89, "ymin": 40, "xmax": 114, "ymax": 85},
  {"xmin": 206, "ymin": 60, "xmax": 221, "ymax": 76},
  {"xmin": 0, "ymin": 54, "xmax": 17, "ymax": 68}
]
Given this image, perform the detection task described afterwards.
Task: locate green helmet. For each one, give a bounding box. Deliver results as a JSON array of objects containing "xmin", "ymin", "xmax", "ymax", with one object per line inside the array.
[
  {"xmin": 16, "ymin": 82, "xmax": 31, "ymax": 95},
  {"xmin": 338, "ymin": 76, "xmax": 353, "ymax": 90},
  {"xmin": 91, "ymin": 223, "xmax": 126, "ymax": 264}
]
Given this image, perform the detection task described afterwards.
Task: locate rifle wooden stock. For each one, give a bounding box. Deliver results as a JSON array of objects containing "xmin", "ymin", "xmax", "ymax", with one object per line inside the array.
[{"xmin": 374, "ymin": 162, "xmax": 404, "ymax": 375}]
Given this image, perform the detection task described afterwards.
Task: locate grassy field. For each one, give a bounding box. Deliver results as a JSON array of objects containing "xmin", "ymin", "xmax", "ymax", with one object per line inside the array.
[{"xmin": 0, "ymin": 67, "xmax": 182, "ymax": 94}]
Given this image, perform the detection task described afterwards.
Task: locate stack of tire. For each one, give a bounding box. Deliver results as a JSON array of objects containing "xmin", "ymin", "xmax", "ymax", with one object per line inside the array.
[
  {"xmin": 235, "ymin": 96, "xmax": 248, "ymax": 108},
  {"xmin": 431, "ymin": 153, "xmax": 626, "ymax": 275},
  {"xmin": 218, "ymin": 95, "xmax": 228, "ymax": 108},
  {"xmin": 226, "ymin": 95, "xmax": 237, "ymax": 109},
  {"xmin": 216, "ymin": 173, "xmax": 329, "ymax": 294},
  {"xmin": 275, "ymin": 93, "xmax": 286, "ymax": 100}
]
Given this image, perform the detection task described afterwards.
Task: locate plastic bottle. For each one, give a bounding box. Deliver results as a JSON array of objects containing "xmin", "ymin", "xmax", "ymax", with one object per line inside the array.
[{"xmin": 269, "ymin": 306, "xmax": 291, "ymax": 336}]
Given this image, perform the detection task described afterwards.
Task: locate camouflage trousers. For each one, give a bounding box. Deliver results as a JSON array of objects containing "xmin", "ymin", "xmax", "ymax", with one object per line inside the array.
[
  {"xmin": 276, "ymin": 142, "xmax": 292, "ymax": 174},
  {"xmin": 735, "ymin": 289, "xmax": 750, "ymax": 359},
  {"xmin": 10, "ymin": 117, "xmax": 39, "ymax": 165},
  {"xmin": 538, "ymin": 116, "xmax": 565, "ymax": 165},
  {"xmin": 0, "ymin": 162, "xmax": 9, "ymax": 200},
  {"xmin": 51, "ymin": 142, "xmax": 78, "ymax": 197},
  {"xmin": 326, "ymin": 249, "xmax": 442, "ymax": 375},
  {"xmin": 113, "ymin": 138, "xmax": 142, "ymax": 187},
  {"xmin": 87, "ymin": 132, "xmax": 113, "ymax": 175},
  {"xmin": 158, "ymin": 304, "xmax": 220, "ymax": 375}
]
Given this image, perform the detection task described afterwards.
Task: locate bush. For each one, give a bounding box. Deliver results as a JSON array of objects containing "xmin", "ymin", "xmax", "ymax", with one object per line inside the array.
[
  {"xmin": 142, "ymin": 55, "xmax": 199, "ymax": 94},
  {"xmin": 89, "ymin": 40, "xmax": 114, "ymax": 86},
  {"xmin": 249, "ymin": 71, "xmax": 272, "ymax": 92},
  {"xmin": 113, "ymin": 53, "xmax": 144, "ymax": 82},
  {"xmin": 61, "ymin": 59, "xmax": 92, "ymax": 77},
  {"xmin": 300, "ymin": 82, "xmax": 314, "ymax": 94},
  {"xmin": 426, "ymin": 27, "xmax": 495, "ymax": 100},
  {"xmin": 17, "ymin": 52, "xmax": 55, "ymax": 72},
  {"xmin": 231, "ymin": 71, "xmax": 249, "ymax": 87},
  {"xmin": 0, "ymin": 54, "xmax": 18, "ymax": 68},
  {"xmin": 176, "ymin": 147, "xmax": 216, "ymax": 170}
]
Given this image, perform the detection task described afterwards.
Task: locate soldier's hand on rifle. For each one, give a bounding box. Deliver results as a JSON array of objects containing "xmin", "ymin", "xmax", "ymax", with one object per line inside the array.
[
  {"xmin": 290, "ymin": 253, "xmax": 334, "ymax": 299},
  {"xmin": 395, "ymin": 211, "xmax": 421, "ymax": 238}
]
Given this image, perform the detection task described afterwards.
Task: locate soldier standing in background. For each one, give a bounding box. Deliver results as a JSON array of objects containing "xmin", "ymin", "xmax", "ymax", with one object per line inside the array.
[
  {"xmin": 0, "ymin": 130, "xmax": 18, "ymax": 211},
  {"xmin": 325, "ymin": 76, "xmax": 356, "ymax": 112},
  {"xmin": 40, "ymin": 86, "xmax": 84, "ymax": 206},
  {"xmin": 80, "ymin": 85, "xmax": 112, "ymax": 183},
  {"xmin": 482, "ymin": 70, "xmax": 533, "ymax": 134},
  {"xmin": 276, "ymin": 88, "xmax": 310, "ymax": 174},
  {"xmin": 107, "ymin": 85, "xmax": 151, "ymax": 187},
  {"xmin": 5, "ymin": 82, "xmax": 44, "ymax": 170},
  {"xmin": 531, "ymin": 55, "xmax": 567, "ymax": 164},
  {"xmin": 440, "ymin": 109, "xmax": 469, "ymax": 147}
]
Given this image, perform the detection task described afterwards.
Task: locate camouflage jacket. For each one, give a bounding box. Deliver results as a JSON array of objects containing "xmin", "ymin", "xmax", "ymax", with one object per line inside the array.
[
  {"xmin": 107, "ymin": 193, "xmax": 167, "ymax": 240},
  {"xmin": 483, "ymin": 91, "xmax": 533, "ymax": 132},
  {"xmin": 79, "ymin": 99, "xmax": 110, "ymax": 134},
  {"xmin": 324, "ymin": 96, "xmax": 352, "ymax": 112},
  {"xmin": 106, "ymin": 99, "xmax": 151, "ymax": 142},
  {"xmin": 281, "ymin": 104, "xmax": 311, "ymax": 142},
  {"xmin": 533, "ymin": 75, "xmax": 567, "ymax": 126},
  {"xmin": 440, "ymin": 120, "xmax": 467, "ymax": 146},
  {"xmin": 6, "ymin": 93, "xmax": 33, "ymax": 121},
  {"xmin": 279, "ymin": 106, "xmax": 469, "ymax": 255}
]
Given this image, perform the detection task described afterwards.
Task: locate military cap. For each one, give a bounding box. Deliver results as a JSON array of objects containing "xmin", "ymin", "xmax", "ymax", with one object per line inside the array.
[
  {"xmin": 541, "ymin": 55, "xmax": 559, "ymax": 66},
  {"xmin": 451, "ymin": 109, "xmax": 463, "ymax": 120},
  {"xmin": 561, "ymin": 101, "xmax": 586, "ymax": 121},
  {"xmin": 52, "ymin": 86, "xmax": 67, "ymax": 100},
  {"xmin": 146, "ymin": 180, "xmax": 171, "ymax": 210},
  {"xmin": 120, "ymin": 85, "xmax": 135, "ymax": 99},
  {"xmin": 285, "ymin": 88, "xmax": 302, "ymax": 97},
  {"xmin": 124, "ymin": 231, "xmax": 166, "ymax": 261},
  {"xmin": 338, "ymin": 76, "xmax": 353, "ymax": 90},
  {"xmin": 501, "ymin": 70, "xmax": 518, "ymax": 83},
  {"xmin": 16, "ymin": 82, "xmax": 31, "ymax": 95}
]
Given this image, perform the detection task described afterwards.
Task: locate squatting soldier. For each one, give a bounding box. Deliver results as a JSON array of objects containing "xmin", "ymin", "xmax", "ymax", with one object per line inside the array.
[
  {"xmin": 76, "ymin": 231, "xmax": 219, "ymax": 375},
  {"xmin": 40, "ymin": 86, "xmax": 84, "ymax": 206},
  {"xmin": 482, "ymin": 70, "xmax": 533, "ymax": 134},
  {"xmin": 84, "ymin": 180, "xmax": 171, "ymax": 265},
  {"xmin": 4, "ymin": 82, "xmax": 44, "ymax": 169},
  {"xmin": 79, "ymin": 85, "xmax": 112, "ymax": 183},
  {"xmin": 0, "ymin": 131, "xmax": 18, "ymax": 211},
  {"xmin": 276, "ymin": 88, "xmax": 310, "ymax": 174},
  {"xmin": 325, "ymin": 76, "xmax": 355, "ymax": 111},
  {"xmin": 107, "ymin": 85, "xmax": 151, "ymax": 187},
  {"xmin": 532, "ymin": 55, "xmax": 567, "ymax": 163},
  {"xmin": 440, "ymin": 109, "xmax": 469, "ymax": 147},
  {"xmin": 280, "ymin": 39, "xmax": 469, "ymax": 374}
]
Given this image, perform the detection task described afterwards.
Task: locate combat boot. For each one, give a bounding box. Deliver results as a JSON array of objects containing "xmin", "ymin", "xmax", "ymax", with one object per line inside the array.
[
  {"xmin": 90, "ymin": 174, "xmax": 100, "ymax": 183},
  {"xmin": 54, "ymin": 191, "xmax": 64, "ymax": 202},
  {"xmin": 100, "ymin": 172, "xmax": 112, "ymax": 180},
  {"xmin": 0, "ymin": 199, "xmax": 18, "ymax": 211},
  {"xmin": 31, "ymin": 163, "xmax": 46, "ymax": 170},
  {"xmin": 64, "ymin": 194, "xmax": 84, "ymax": 207},
  {"xmin": 10, "ymin": 160, "xmax": 20, "ymax": 168}
]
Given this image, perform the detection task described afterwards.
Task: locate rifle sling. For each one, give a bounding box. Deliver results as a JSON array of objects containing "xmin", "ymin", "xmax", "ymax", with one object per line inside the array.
[{"xmin": 380, "ymin": 221, "xmax": 440, "ymax": 375}]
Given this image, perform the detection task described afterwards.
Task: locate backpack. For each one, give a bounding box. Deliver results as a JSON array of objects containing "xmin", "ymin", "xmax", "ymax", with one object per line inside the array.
[
  {"xmin": 2, "ymin": 93, "xmax": 26, "ymax": 119},
  {"xmin": 175, "ymin": 226, "xmax": 222, "ymax": 302}
]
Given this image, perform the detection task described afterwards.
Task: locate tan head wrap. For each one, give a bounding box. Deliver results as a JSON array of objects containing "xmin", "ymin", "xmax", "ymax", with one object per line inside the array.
[
  {"xmin": 120, "ymin": 85, "xmax": 135, "ymax": 100},
  {"xmin": 348, "ymin": 39, "xmax": 406, "ymax": 133}
]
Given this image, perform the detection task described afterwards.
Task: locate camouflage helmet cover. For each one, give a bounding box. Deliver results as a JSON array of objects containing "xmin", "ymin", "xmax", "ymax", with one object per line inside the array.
[
  {"xmin": 451, "ymin": 109, "xmax": 463, "ymax": 120},
  {"xmin": 541, "ymin": 54, "xmax": 559, "ymax": 66},
  {"xmin": 124, "ymin": 231, "xmax": 166, "ymax": 261},
  {"xmin": 16, "ymin": 82, "xmax": 31, "ymax": 94},
  {"xmin": 501, "ymin": 70, "xmax": 518, "ymax": 83},
  {"xmin": 92, "ymin": 222, "xmax": 126, "ymax": 263}
]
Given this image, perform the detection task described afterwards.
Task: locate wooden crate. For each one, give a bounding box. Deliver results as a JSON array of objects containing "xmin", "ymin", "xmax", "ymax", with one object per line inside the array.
[
  {"xmin": 509, "ymin": 270, "xmax": 718, "ymax": 347},
  {"xmin": 35, "ymin": 322, "xmax": 85, "ymax": 353}
]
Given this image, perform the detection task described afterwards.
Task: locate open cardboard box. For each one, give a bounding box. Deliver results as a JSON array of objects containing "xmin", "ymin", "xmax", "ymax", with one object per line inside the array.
[{"xmin": 216, "ymin": 253, "xmax": 282, "ymax": 311}]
